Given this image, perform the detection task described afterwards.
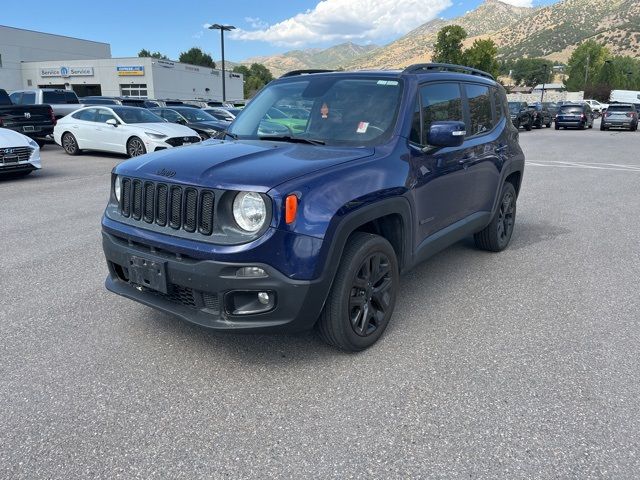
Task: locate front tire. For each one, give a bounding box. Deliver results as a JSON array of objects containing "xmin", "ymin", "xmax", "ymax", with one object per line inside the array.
[
  {"xmin": 474, "ymin": 182, "xmax": 517, "ymax": 252},
  {"xmin": 62, "ymin": 132, "xmax": 80, "ymax": 156},
  {"xmin": 525, "ymin": 119, "xmax": 532, "ymax": 131},
  {"xmin": 317, "ymin": 232, "xmax": 399, "ymax": 352},
  {"xmin": 127, "ymin": 136, "xmax": 147, "ymax": 157}
]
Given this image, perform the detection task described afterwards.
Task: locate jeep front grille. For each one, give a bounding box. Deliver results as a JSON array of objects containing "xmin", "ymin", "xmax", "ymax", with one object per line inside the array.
[{"xmin": 119, "ymin": 178, "xmax": 215, "ymax": 236}]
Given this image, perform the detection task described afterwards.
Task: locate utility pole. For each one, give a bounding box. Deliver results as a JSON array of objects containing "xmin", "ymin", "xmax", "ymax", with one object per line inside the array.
[
  {"xmin": 584, "ymin": 54, "xmax": 590, "ymax": 88},
  {"xmin": 540, "ymin": 64, "xmax": 548, "ymax": 103}
]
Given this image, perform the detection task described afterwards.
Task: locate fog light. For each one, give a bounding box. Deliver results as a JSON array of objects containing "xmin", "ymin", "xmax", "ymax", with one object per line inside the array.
[
  {"xmin": 236, "ymin": 266, "xmax": 267, "ymax": 278},
  {"xmin": 225, "ymin": 290, "xmax": 276, "ymax": 315},
  {"xmin": 258, "ymin": 291, "xmax": 270, "ymax": 305}
]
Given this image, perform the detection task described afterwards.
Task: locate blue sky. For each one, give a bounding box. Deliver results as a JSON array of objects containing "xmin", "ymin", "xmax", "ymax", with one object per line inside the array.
[{"xmin": 3, "ymin": 0, "xmax": 557, "ymax": 61}]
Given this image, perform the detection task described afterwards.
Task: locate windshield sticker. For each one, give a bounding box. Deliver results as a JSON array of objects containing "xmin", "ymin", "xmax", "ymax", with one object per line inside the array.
[
  {"xmin": 377, "ymin": 80, "xmax": 399, "ymax": 86},
  {"xmin": 321, "ymin": 103, "xmax": 329, "ymax": 119},
  {"xmin": 357, "ymin": 121, "xmax": 369, "ymax": 134}
]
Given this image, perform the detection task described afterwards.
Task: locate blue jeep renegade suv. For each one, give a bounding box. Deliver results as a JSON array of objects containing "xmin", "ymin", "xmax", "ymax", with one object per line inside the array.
[{"xmin": 102, "ymin": 64, "xmax": 525, "ymax": 351}]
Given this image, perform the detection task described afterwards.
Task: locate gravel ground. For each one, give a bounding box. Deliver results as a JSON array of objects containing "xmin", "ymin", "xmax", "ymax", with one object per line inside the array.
[{"xmin": 1, "ymin": 122, "xmax": 639, "ymax": 479}]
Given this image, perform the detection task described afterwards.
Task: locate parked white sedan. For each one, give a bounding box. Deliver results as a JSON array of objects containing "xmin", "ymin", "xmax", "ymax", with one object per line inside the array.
[
  {"xmin": 0, "ymin": 127, "xmax": 41, "ymax": 177},
  {"xmin": 54, "ymin": 106, "xmax": 201, "ymax": 157}
]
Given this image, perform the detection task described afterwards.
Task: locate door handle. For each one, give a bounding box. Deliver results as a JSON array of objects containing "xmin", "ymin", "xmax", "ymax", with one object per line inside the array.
[
  {"xmin": 495, "ymin": 145, "xmax": 508, "ymax": 153},
  {"xmin": 458, "ymin": 157, "xmax": 473, "ymax": 165}
]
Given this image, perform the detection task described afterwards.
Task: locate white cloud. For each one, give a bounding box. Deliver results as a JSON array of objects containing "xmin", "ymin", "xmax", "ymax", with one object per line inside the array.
[
  {"xmin": 244, "ymin": 16, "xmax": 269, "ymax": 30},
  {"xmin": 231, "ymin": 0, "xmax": 453, "ymax": 47},
  {"xmin": 499, "ymin": 0, "xmax": 533, "ymax": 6}
]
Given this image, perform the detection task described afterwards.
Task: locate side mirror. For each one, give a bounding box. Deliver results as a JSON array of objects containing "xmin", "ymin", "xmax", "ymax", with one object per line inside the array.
[
  {"xmin": 106, "ymin": 118, "xmax": 118, "ymax": 127},
  {"xmin": 176, "ymin": 118, "xmax": 187, "ymax": 125},
  {"xmin": 427, "ymin": 121, "xmax": 466, "ymax": 148}
]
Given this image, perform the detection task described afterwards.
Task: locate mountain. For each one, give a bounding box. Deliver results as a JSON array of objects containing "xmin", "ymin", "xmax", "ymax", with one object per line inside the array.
[
  {"xmin": 241, "ymin": 42, "xmax": 379, "ymax": 78},
  {"xmin": 493, "ymin": 0, "xmax": 640, "ymax": 61},
  {"xmin": 346, "ymin": 0, "xmax": 533, "ymax": 70},
  {"xmin": 237, "ymin": 0, "xmax": 640, "ymax": 76}
]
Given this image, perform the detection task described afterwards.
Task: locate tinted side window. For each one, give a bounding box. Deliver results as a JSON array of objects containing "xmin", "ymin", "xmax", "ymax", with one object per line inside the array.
[
  {"xmin": 72, "ymin": 108, "xmax": 98, "ymax": 121},
  {"xmin": 64, "ymin": 91, "xmax": 79, "ymax": 104},
  {"xmin": 465, "ymin": 84, "xmax": 494, "ymax": 136},
  {"xmin": 9, "ymin": 92, "xmax": 22, "ymax": 104},
  {"xmin": 491, "ymin": 87, "xmax": 507, "ymax": 123},
  {"xmin": 95, "ymin": 108, "xmax": 116, "ymax": 123},
  {"xmin": 419, "ymin": 83, "xmax": 463, "ymax": 143},
  {"xmin": 409, "ymin": 97, "xmax": 421, "ymax": 144},
  {"xmin": 162, "ymin": 109, "xmax": 182, "ymax": 122}
]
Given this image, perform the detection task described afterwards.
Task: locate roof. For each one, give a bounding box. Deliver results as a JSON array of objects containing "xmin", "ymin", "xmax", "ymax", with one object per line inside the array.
[
  {"xmin": 533, "ymin": 83, "xmax": 565, "ymax": 90},
  {"xmin": 0, "ymin": 24, "xmax": 110, "ymax": 46}
]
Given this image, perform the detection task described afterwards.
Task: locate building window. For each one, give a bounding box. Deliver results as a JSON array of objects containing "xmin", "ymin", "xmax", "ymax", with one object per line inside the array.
[{"xmin": 120, "ymin": 83, "xmax": 148, "ymax": 98}]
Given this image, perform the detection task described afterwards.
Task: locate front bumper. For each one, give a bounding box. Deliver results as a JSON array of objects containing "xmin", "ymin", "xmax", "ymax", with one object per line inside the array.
[
  {"xmin": 102, "ymin": 231, "xmax": 326, "ymax": 332},
  {"xmin": 0, "ymin": 149, "xmax": 41, "ymax": 173}
]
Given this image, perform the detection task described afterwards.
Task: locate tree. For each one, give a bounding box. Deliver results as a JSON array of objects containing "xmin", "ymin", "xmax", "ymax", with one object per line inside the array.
[
  {"xmin": 432, "ymin": 25, "xmax": 467, "ymax": 65},
  {"xmin": 138, "ymin": 49, "xmax": 169, "ymax": 60},
  {"xmin": 178, "ymin": 47, "xmax": 216, "ymax": 68},
  {"xmin": 463, "ymin": 39, "xmax": 500, "ymax": 78},
  {"xmin": 510, "ymin": 58, "xmax": 553, "ymax": 87},
  {"xmin": 565, "ymin": 40, "xmax": 608, "ymax": 91},
  {"xmin": 233, "ymin": 63, "xmax": 274, "ymax": 98}
]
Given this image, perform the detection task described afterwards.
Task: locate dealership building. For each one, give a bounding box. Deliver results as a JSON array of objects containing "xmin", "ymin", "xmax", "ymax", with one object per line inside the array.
[{"xmin": 1, "ymin": 25, "xmax": 244, "ymax": 101}]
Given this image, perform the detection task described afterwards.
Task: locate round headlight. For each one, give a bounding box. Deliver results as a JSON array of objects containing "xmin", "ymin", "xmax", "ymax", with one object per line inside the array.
[
  {"xmin": 233, "ymin": 192, "xmax": 266, "ymax": 232},
  {"xmin": 114, "ymin": 175, "xmax": 122, "ymax": 202}
]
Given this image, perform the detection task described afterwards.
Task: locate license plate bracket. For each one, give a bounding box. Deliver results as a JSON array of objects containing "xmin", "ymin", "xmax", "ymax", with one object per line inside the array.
[
  {"xmin": 23, "ymin": 126, "xmax": 35, "ymax": 132},
  {"xmin": 128, "ymin": 255, "xmax": 168, "ymax": 294}
]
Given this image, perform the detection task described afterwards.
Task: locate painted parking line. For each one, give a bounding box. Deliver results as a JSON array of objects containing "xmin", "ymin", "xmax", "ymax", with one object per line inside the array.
[{"xmin": 527, "ymin": 161, "xmax": 640, "ymax": 172}]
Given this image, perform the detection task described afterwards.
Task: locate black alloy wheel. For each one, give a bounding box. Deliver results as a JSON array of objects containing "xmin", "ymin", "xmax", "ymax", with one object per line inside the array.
[
  {"xmin": 349, "ymin": 252, "xmax": 394, "ymax": 337},
  {"xmin": 496, "ymin": 190, "xmax": 516, "ymax": 248}
]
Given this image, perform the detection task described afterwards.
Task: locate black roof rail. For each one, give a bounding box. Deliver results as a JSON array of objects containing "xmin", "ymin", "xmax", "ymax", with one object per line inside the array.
[
  {"xmin": 402, "ymin": 63, "xmax": 495, "ymax": 80},
  {"xmin": 280, "ymin": 69, "xmax": 336, "ymax": 78}
]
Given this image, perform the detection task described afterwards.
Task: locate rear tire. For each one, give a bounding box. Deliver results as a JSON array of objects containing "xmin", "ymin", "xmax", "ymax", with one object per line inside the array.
[
  {"xmin": 545, "ymin": 122, "xmax": 551, "ymax": 128},
  {"xmin": 525, "ymin": 120, "xmax": 532, "ymax": 131},
  {"xmin": 127, "ymin": 136, "xmax": 147, "ymax": 157},
  {"xmin": 474, "ymin": 182, "xmax": 517, "ymax": 253},
  {"xmin": 62, "ymin": 132, "xmax": 80, "ymax": 156},
  {"xmin": 317, "ymin": 232, "xmax": 399, "ymax": 352},
  {"xmin": 555, "ymin": 124, "xmax": 560, "ymax": 130}
]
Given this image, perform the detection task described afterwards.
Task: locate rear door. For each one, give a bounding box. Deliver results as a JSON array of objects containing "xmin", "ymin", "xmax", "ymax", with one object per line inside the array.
[
  {"xmin": 462, "ymin": 83, "xmax": 502, "ymax": 215},
  {"xmin": 409, "ymin": 82, "xmax": 474, "ymax": 245}
]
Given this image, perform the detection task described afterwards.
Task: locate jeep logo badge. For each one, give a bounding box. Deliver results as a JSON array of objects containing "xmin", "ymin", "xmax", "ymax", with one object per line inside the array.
[
  {"xmin": 24, "ymin": 112, "xmax": 31, "ymax": 119},
  {"xmin": 156, "ymin": 168, "xmax": 176, "ymax": 178}
]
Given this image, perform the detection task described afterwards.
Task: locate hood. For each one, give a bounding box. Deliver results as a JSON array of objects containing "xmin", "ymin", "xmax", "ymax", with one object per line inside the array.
[
  {"xmin": 0, "ymin": 127, "xmax": 33, "ymax": 147},
  {"xmin": 115, "ymin": 140, "xmax": 375, "ymax": 192},
  {"xmin": 131, "ymin": 122, "xmax": 198, "ymax": 137}
]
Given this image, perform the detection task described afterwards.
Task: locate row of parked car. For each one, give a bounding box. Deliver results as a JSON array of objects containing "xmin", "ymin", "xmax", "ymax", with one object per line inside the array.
[{"xmin": 508, "ymin": 100, "xmax": 639, "ymax": 131}]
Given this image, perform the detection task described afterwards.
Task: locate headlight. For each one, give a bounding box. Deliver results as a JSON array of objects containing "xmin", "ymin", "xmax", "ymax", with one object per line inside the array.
[
  {"xmin": 233, "ymin": 192, "xmax": 266, "ymax": 232},
  {"xmin": 27, "ymin": 137, "xmax": 39, "ymax": 148},
  {"xmin": 114, "ymin": 175, "xmax": 122, "ymax": 202},
  {"xmin": 145, "ymin": 132, "xmax": 167, "ymax": 140}
]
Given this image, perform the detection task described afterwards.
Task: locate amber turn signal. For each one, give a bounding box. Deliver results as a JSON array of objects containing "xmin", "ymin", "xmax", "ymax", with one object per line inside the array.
[{"xmin": 285, "ymin": 194, "xmax": 298, "ymax": 224}]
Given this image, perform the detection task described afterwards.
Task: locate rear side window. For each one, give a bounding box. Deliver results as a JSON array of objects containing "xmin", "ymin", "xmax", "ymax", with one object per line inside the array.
[
  {"xmin": 72, "ymin": 108, "xmax": 98, "ymax": 121},
  {"xmin": 64, "ymin": 91, "xmax": 79, "ymax": 104},
  {"xmin": 492, "ymin": 87, "xmax": 507, "ymax": 122},
  {"xmin": 465, "ymin": 84, "xmax": 494, "ymax": 136},
  {"xmin": 22, "ymin": 92, "xmax": 36, "ymax": 104},
  {"xmin": 9, "ymin": 92, "xmax": 22, "ymax": 104}
]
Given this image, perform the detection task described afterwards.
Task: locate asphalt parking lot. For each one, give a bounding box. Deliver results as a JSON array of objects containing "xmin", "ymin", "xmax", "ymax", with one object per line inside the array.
[{"xmin": 2, "ymin": 121, "xmax": 639, "ymax": 479}]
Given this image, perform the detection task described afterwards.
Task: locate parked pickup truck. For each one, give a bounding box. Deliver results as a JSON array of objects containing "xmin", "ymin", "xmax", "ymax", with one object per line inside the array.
[
  {"xmin": 0, "ymin": 89, "xmax": 56, "ymax": 147},
  {"xmin": 9, "ymin": 88, "xmax": 82, "ymax": 119}
]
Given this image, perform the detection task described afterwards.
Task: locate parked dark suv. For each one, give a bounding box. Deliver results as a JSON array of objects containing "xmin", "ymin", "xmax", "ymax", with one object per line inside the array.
[
  {"xmin": 508, "ymin": 102, "xmax": 534, "ymax": 130},
  {"xmin": 555, "ymin": 103, "xmax": 594, "ymax": 130},
  {"xmin": 102, "ymin": 64, "xmax": 525, "ymax": 351},
  {"xmin": 527, "ymin": 103, "xmax": 553, "ymax": 128}
]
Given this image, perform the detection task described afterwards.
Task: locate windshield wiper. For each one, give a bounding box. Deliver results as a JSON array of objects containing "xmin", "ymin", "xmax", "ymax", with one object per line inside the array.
[
  {"xmin": 224, "ymin": 131, "xmax": 239, "ymax": 140},
  {"xmin": 258, "ymin": 135, "xmax": 325, "ymax": 146}
]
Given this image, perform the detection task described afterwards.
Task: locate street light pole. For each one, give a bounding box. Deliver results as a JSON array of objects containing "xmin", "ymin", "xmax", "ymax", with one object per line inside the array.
[
  {"xmin": 540, "ymin": 64, "xmax": 548, "ymax": 103},
  {"xmin": 208, "ymin": 23, "xmax": 236, "ymax": 103}
]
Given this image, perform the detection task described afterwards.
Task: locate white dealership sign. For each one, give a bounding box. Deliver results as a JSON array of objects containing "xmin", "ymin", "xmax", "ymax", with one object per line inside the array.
[{"xmin": 40, "ymin": 66, "xmax": 94, "ymax": 78}]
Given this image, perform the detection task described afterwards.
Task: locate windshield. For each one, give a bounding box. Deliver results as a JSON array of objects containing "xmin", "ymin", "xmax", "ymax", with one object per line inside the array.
[
  {"xmin": 508, "ymin": 103, "xmax": 525, "ymax": 113},
  {"xmin": 175, "ymin": 108, "xmax": 218, "ymax": 122},
  {"xmin": 112, "ymin": 107, "xmax": 164, "ymax": 124},
  {"xmin": 559, "ymin": 106, "xmax": 583, "ymax": 114},
  {"xmin": 228, "ymin": 76, "xmax": 403, "ymax": 146},
  {"xmin": 607, "ymin": 105, "xmax": 632, "ymax": 112}
]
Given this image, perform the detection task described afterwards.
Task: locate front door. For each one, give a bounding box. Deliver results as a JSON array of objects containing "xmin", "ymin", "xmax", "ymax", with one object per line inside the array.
[{"xmin": 409, "ymin": 82, "xmax": 475, "ymax": 248}]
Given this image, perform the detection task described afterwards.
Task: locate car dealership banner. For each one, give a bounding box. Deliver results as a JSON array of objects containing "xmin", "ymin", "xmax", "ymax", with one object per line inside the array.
[
  {"xmin": 40, "ymin": 66, "xmax": 94, "ymax": 77},
  {"xmin": 117, "ymin": 66, "xmax": 145, "ymax": 76}
]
